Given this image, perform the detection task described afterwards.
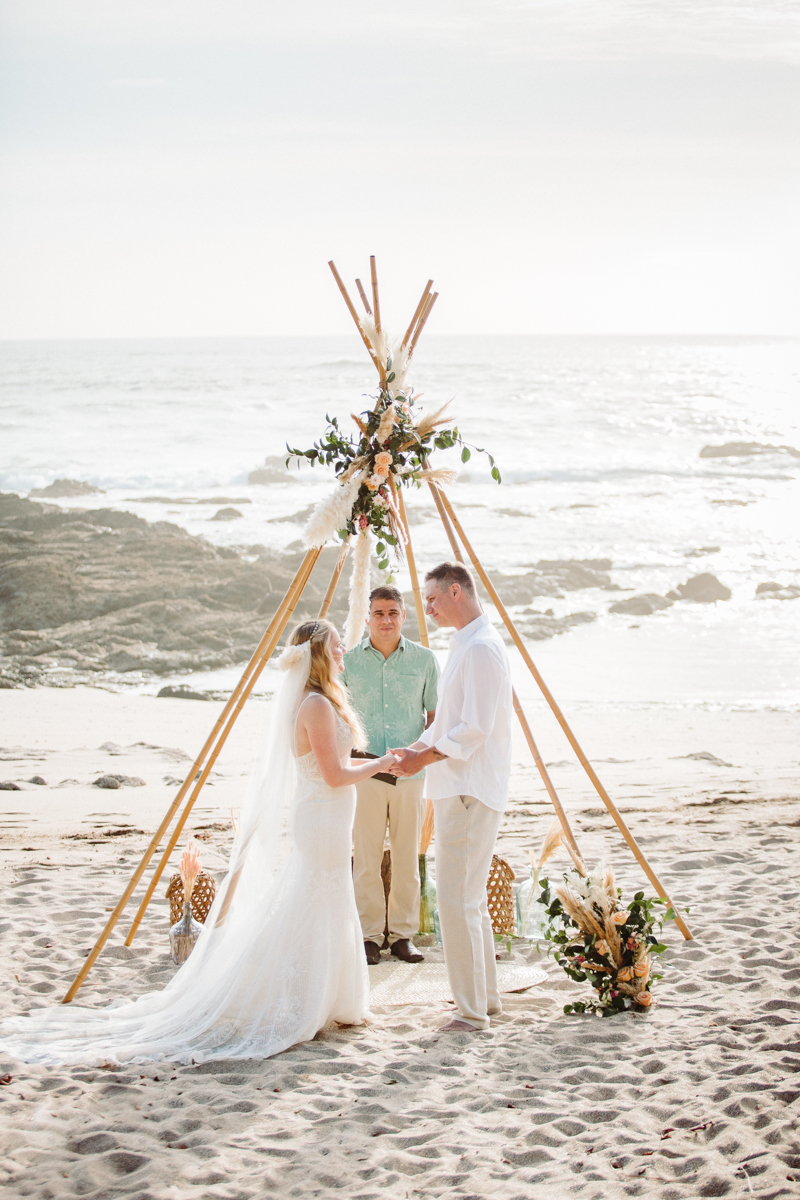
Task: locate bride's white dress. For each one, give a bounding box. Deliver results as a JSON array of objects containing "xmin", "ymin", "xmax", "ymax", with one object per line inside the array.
[{"xmin": 0, "ymin": 709, "xmax": 369, "ymax": 1066}]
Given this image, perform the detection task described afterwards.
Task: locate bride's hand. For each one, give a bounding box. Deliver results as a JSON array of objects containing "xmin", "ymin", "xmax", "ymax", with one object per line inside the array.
[{"xmin": 377, "ymin": 752, "xmax": 400, "ymax": 772}]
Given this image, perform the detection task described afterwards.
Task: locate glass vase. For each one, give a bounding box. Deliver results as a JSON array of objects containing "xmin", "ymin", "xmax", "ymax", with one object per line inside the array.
[
  {"xmin": 418, "ymin": 853, "xmax": 437, "ymax": 936},
  {"xmin": 169, "ymin": 899, "xmax": 203, "ymax": 965},
  {"xmin": 433, "ymin": 906, "xmax": 442, "ymax": 945},
  {"xmin": 516, "ymin": 871, "xmax": 547, "ymax": 940}
]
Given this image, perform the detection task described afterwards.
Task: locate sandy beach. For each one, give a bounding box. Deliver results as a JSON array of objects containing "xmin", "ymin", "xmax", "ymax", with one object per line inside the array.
[{"xmin": 2, "ymin": 686, "xmax": 799, "ymax": 1199}]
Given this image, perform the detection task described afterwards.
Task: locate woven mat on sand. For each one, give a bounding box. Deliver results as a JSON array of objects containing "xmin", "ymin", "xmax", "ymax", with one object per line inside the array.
[{"xmin": 368, "ymin": 961, "xmax": 548, "ymax": 1006}]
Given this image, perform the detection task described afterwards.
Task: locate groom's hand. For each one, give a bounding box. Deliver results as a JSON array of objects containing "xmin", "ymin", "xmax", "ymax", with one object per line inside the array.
[{"xmin": 388, "ymin": 747, "xmax": 423, "ymax": 777}]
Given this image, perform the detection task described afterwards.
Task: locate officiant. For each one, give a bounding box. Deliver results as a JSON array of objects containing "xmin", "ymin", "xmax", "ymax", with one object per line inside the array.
[{"xmin": 342, "ymin": 585, "xmax": 439, "ymax": 965}]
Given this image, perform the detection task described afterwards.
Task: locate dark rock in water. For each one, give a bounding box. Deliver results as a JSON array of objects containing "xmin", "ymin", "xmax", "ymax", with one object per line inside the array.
[
  {"xmin": 158, "ymin": 684, "xmax": 209, "ymax": 701},
  {"xmin": 684, "ymin": 546, "xmax": 720, "ymax": 558},
  {"xmin": 29, "ymin": 479, "xmax": 105, "ymax": 498},
  {"xmin": 248, "ymin": 455, "xmax": 294, "ymax": 485},
  {"xmin": 676, "ymin": 573, "xmax": 731, "ymax": 603},
  {"xmin": 486, "ymin": 559, "xmax": 617, "ymax": 605},
  {"xmin": 609, "ymin": 594, "xmax": 674, "ymax": 616},
  {"xmin": 756, "ymin": 581, "xmax": 800, "ymax": 600},
  {"xmin": 93, "ymin": 774, "xmax": 145, "ymax": 788},
  {"xmin": 0, "ymin": 493, "xmax": 349, "ymax": 681},
  {"xmin": 509, "ymin": 611, "xmax": 596, "ymax": 643},
  {"xmin": 676, "ymin": 751, "xmax": 733, "ymax": 767},
  {"xmin": 699, "ymin": 441, "xmax": 800, "ymax": 459},
  {"xmin": 28, "ymin": 775, "xmax": 47, "ymax": 785},
  {"xmin": 210, "ymin": 507, "xmax": 243, "ymax": 521},
  {"xmin": 0, "ymin": 780, "xmax": 21, "ymax": 790}
]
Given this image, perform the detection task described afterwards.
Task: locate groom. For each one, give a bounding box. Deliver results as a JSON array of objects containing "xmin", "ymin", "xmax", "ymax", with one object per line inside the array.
[{"xmin": 390, "ymin": 562, "xmax": 513, "ymax": 1032}]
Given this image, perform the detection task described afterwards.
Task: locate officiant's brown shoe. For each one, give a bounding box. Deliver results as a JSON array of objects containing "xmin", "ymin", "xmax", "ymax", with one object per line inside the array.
[
  {"xmin": 390, "ymin": 939, "xmax": 424, "ymax": 963},
  {"xmin": 364, "ymin": 941, "xmax": 382, "ymax": 965}
]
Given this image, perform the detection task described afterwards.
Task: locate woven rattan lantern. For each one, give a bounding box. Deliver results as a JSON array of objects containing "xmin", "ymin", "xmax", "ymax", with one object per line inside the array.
[
  {"xmin": 166, "ymin": 869, "xmax": 216, "ymax": 925},
  {"xmin": 486, "ymin": 855, "xmax": 516, "ymax": 936}
]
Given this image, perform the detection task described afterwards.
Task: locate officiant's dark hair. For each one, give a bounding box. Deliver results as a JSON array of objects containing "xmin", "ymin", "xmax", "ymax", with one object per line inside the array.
[
  {"xmin": 369, "ymin": 585, "xmax": 404, "ymax": 608},
  {"xmin": 425, "ymin": 561, "xmax": 476, "ymax": 596}
]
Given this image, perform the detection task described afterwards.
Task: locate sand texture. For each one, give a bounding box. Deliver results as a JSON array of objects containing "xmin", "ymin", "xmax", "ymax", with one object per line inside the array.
[{"xmin": 2, "ymin": 688, "xmax": 800, "ymax": 1198}]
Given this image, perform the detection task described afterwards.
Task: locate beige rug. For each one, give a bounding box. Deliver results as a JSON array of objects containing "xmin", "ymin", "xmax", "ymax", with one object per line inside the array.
[{"xmin": 367, "ymin": 960, "xmax": 548, "ymax": 1006}]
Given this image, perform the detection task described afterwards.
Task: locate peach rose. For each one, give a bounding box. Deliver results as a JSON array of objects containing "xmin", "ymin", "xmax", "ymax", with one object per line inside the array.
[
  {"xmin": 634, "ymin": 991, "xmax": 652, "ymax": 1007},
  {"xmin": 616, "ymin": 966, "xmax": 634, "ymax": 983},
  {"xmin": 633, "ymin": 961, "xmax": 650, "ymax": 977},
  {"xmin": 594, "ymin": 940, "xmax": 609, "ymax": 957},
  {"xmin": 613, "ymin": 911, "xmax": 630, "ymax": 925},
  {"xmin": 374, "ymin": 451, "xmax": 393, "ymax": 475}
]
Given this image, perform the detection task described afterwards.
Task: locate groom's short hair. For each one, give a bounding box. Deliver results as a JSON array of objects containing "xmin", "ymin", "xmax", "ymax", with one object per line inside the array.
[
  {"xmin": 425, "ymin": 561, "xmax": 476, "ymax": 596},
  {"xmin": 369, "ymin": 585, "xmax": 405, "ymax": 608}
]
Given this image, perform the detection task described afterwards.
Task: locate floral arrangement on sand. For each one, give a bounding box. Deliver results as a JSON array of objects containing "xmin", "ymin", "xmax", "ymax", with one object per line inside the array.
[{"xmin": 538, "ymin": 862, "xmax": 674, "ymax": 1015}]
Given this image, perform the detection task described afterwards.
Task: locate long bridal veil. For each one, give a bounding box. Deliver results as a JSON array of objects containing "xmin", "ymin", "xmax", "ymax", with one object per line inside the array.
[{"xmin": 0, "ymin": 643, "xmax": 315, "ymax": 1066}]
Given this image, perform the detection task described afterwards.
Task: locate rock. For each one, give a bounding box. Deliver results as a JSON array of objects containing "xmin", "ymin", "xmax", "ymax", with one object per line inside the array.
[
  {"xmin": 210, "ymin": 507, "xmax": 243, "ymax": 521},
  {"xmin": 248, "ymin": 455, "xmax": 293, "ymax": 485},
  {"xmin": 29, "ymin": 479, "xmax": 105, "ymax": 498},
  {"xmin": 28, "ymin": 775, "xmax": 47, "ymax": 785},
  {"xmin": 609, "ymin": 594, "xmax": 674, "ymax": 616},
  {"xmin": 699, "ymin": 441, "xmax": 800, "ymax": 459},
  {"xmin": 677, "ymin": 751, "xmax": 733, "ymax": 767},
  {"xmin": 0, "ymin": 780, "xmax": 21, "ymax": 790},
  {"xmin": 676, "ymin": 573, "xmax": 731, "ymax": 603},
  {"xmin": 685, "ymin": 546, "xmax": 720, "ymax": 558},
  {"xmin": 756, "ymin": 581, "xmax": 800, "ymax": 600},
  {"xmin": 486, "ymin": 559, "xmax": 617, "ymax": 606},
  {"xmin": 93, "ymin": 774, "xmax": 145, "ymax": 789},
  {"xmin": 0, "ymin": 494, "xmax": 349, "ymax": 680},
  {"xmin": 510, "ymin": 611, "xmax": 596, "ymax": 643},
  {"xmin": 157, "ymin": 684, "xmax": 209, "ymax": 701}
]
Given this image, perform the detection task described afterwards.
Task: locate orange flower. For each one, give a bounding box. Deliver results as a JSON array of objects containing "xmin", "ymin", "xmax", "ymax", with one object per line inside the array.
[
  {"xmin": 634, "ymin": 991, "xmax": 652, "ymax": 1007},
  {"xmin": 374, "ymin": 451, "xmax": 393, "ymax": 476},
  {"xmin": 613, "ymin": 911, "xmax": 630, "ymax": 925},
  {"xmin": 634, "ymin": 961, "xmax": 650, "ymax": 977},
  {"xmin": 616, "ymin": 966, "xmax": 634, "ymax": 983},
  {"xmin": 594, "ymin": 939, "xmax": 609, "ymax": 957}
]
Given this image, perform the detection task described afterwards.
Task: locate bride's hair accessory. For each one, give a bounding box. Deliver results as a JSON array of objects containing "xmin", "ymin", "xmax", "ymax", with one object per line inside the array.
[{"xmin": 276, "ymin": 642, "xmax": 312, "ymax": 672}]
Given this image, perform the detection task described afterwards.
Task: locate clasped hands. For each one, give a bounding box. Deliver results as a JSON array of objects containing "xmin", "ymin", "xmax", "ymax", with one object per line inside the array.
[{"xmin": 387, "ymin": 745, "xmax": 434, "ymax": 778}]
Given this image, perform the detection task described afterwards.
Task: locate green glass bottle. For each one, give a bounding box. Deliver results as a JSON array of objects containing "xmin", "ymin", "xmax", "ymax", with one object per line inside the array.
[{"xmin": 417, "ymin": 853, "xmax": 437, "ymax": 935}]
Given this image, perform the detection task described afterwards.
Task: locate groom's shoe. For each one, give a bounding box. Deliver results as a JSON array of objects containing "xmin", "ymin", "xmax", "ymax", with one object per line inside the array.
[
  {"xmin": 390, "ymin": 939, "xmax": 424, "ymax": 963},
  {"xmin": 364, "ymin": 941, "xmax": 382, "ymax": 966}
]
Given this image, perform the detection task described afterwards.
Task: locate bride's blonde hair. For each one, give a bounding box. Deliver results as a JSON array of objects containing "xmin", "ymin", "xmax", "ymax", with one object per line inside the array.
[{"xmin": 290, "ymin": 619, "xmax": 366, "ymax": 749}]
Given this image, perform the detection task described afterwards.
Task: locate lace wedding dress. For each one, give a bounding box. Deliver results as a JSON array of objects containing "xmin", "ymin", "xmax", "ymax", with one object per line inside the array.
[{"xmin": 0, "ymin": 651, "xmax": 370, "ymax": 1066}]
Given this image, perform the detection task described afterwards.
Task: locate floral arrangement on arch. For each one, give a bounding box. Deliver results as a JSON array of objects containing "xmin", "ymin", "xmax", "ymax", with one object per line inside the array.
[
  {"xmin": 538, "ymin": 862, "xmax": 673, "ymax": 1016},
  {"xmin": 286, "ymin": 346, "xmax": 499, "ymax": 570}
]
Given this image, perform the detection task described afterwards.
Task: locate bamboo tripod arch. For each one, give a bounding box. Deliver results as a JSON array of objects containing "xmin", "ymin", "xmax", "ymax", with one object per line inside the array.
[{"xmin": 63, "ymin": 260, "xmax": 691, "ymax": 1004}]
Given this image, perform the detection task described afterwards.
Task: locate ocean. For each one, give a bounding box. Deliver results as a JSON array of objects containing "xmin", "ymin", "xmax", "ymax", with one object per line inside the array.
[{"xmin": 2, "ymin": 334, "xmax": 799, "ymax": 711}]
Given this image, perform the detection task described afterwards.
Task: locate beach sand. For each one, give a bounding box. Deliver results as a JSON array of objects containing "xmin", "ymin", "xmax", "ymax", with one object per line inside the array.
[{"xmin": 2, "ymin": 687, "xmax": 800, "ymax": 1199}]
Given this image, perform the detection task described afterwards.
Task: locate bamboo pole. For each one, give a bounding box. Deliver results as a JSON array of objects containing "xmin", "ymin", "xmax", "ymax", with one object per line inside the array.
[
  {"xmin": 61, "ymin": 548, "xmax": 321, "ymax": 1004},
  {"xmin": 401, "ymin": 281, "xmax": 433, "ymax": 350},
  {"xmin": 427, "ymin": 481, "xmax": 584, "ymax": 867},
  {"xmin": 328, "ymin": 261, "xmax": 383, "ymax": 378},
  {"xmin": 435, "ymin": 487, "xmax": 692, "ymax": 940},
  {"xmin": 369, "ymin": 256, "xmax": 381, "ymax": 335},
  {"xmin": 355, "ymin": 278, "xmax": 372, "ymax": 315},
  {"xmin": 319, "ymin": 540, "xmax": 351, "ymax": 617},
  {"xmin": 389, "ymin": 476, "xmax": 428, "ymax": 648},
  {"xmin": 122, "ymin": 546, "xmax": 323, "ymax": 950},
  {"xmin": 409, "ymin": 292, "xmax": 438, "ymax": 356}
]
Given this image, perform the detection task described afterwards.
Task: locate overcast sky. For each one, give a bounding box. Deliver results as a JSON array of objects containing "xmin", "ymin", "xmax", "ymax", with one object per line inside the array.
[{"xmin": 1, "ymin": 1, "xmax": 799, "ymax": 338}]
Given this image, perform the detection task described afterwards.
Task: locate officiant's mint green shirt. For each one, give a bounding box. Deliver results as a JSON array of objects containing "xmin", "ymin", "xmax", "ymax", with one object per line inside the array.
[{"xmin": 342, "ymin": 636, "xmax": 439, "ymax": 779}]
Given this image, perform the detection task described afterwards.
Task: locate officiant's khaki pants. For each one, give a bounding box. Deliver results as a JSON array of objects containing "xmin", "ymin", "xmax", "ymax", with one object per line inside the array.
[
  {"xmin": 434, "ymin": 793, "xmax": 503, "ymax": 1030},
  {"xmin": 353, "ymin": 777, "xmax": 426, "ymax": 943}
]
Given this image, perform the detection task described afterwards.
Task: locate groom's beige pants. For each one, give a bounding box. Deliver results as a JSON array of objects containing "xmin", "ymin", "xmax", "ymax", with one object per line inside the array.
[{"xmin": 434, "ymin": 793, "xmax": 503, "ymax": 1030}]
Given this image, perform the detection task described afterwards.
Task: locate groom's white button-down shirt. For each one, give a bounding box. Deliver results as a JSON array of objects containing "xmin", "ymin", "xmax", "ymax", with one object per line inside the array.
[{"xmin": 419, "ymin": 613, "xmax": 512, "ymax": 812}]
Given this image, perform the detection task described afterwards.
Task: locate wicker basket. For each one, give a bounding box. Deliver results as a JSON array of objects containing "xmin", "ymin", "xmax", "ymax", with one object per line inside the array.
[
  {"xmin": 166, "ymin": 870, "xmax": 216, "ymax": 925},
  {"xmin": 486, "ymin": 854, "xmax": 516, "ymax": 936}
]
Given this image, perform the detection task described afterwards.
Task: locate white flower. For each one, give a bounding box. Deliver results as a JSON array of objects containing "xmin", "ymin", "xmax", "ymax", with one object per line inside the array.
[{"xmin": 276, "ymin": 643, "xmax": 311, "ymax": 672}]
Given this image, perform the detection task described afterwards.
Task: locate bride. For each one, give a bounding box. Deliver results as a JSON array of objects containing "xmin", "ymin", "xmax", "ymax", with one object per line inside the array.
[{"xmin": 0, "ymin": 619, "xmax": 398, "ymax": 1065}]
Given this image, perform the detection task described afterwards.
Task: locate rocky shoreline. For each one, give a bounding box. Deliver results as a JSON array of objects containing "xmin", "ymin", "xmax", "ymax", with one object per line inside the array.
[{"xmin": 1, "ymin": 492, "xmax": 752, "ymax": 689}]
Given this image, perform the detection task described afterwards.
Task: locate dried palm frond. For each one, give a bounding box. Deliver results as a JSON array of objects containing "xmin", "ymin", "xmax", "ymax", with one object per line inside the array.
[
  {"xmin": 344, "ymin": 530, "xmax": 372, "ymax": 650},
  {"xmin": 555, "ymin": 882, "xmax": 606, "ymax": 941},
  {"xmin": 564, "ymin": 837, "xmax": 588, "ymax": 877},
  {"xmin": 414, "ymin": 399, "xmax": 453, "ymax": 439},
  {"xmin": 351, "ymin": 412, "xmax": 368, "ymax": 436},
  {"xmin": 376, "ymin": 403, "xmax": 397, "ymax": 444},
  {"xmin": 340, "ymin": 455, "xmax": 368, "ymax": 482},
  {"xmin": 179, "ymin": 839, "xmax": 202, "ymax": 906},
  {"xmin": 303, "ymin": 470, "xmax": 365, "ymax": 547},
  {"xmin": 521, "ymin": 818, "xmax": 563, "ymax": 933},
  {"xmin": 418, "ymin": 467, "xmax": 459, "ymax": 487},
  {"xmin": 418, "ymin": 801, "xmax": 435, "ymax": 855}
]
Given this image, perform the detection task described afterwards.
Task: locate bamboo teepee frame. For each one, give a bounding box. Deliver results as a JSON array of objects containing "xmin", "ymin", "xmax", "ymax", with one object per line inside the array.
[{"xmin": 62, "ymin": 260, "xmax": 690, "ymax": 1004}]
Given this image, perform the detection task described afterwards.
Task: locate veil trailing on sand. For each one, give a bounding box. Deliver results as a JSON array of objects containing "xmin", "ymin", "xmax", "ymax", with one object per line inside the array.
[{"xmin": 0, "ymin": 643, "xmax": 318, "ymax": 1066}]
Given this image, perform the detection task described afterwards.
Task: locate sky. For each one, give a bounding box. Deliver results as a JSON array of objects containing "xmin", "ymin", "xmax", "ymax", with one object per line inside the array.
[{"xmin": 1, "ymin": 1, "xmax": 799, "ymax": 338}]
